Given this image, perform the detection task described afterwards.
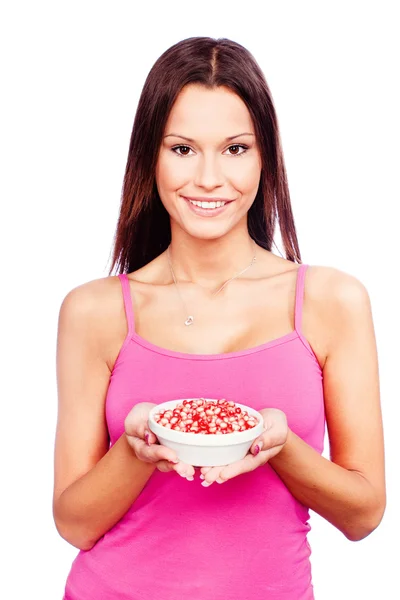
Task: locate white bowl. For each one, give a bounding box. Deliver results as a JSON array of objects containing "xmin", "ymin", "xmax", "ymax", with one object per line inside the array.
[{"xmin": 148, "ymin": 399, "xmax": 264, "ymax": 467}]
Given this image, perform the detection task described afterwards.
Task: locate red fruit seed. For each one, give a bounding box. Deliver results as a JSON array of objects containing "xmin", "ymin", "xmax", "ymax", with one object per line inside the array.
[{"xmin": 154, "ymin": 399, "xmax": 259, "ymax": 435}]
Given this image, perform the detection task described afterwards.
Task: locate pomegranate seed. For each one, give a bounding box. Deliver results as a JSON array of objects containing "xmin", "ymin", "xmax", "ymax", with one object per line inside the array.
[{"xmin": 154, "ymin": 399, "xmax": 259, "ymax": 435}]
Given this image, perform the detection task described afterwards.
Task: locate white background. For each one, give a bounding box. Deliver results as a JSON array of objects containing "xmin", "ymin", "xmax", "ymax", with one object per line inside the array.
[{"xmin": 1, "ymin": 1, "xmax": 399, "ymax": 598}]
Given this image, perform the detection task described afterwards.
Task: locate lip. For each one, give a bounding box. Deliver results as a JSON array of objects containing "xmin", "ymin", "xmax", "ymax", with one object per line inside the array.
[
  {"xmin": 182, "ymin": 196, "xmax": 236, "ymax": 202},
  {"xmin": 181, "ymin": 196, "xmax": 234, "ymax": 218}
]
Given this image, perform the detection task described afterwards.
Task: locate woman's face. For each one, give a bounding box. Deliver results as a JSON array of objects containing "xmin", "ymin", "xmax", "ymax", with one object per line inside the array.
[{"xmin": 155, "ymin": 84, "xmax": 262, "ymax": 241}]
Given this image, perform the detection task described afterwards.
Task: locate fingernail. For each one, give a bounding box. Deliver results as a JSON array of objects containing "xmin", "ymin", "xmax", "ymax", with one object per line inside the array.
[
  {"xmin": 253, "ymin": 445, "xmax": 260, "ymax": 456},
  {"xmin": 186, "ymin": 476, "xmax": 194, "ymax": 481},
  {"xmin": 144, "ymin": 431, "xmax": 150, "ymax": 446},
  {"xmin": 201, "ymin": 480, "xmax": 213, "ymax": 487},
  {"xmin": 200, "ymin": 474, "xmax": 205, "ymax": 480},
  {"xmin": 216, "ymin": 477, "xmax": 224, "ymax": 484},
  {"xmin": 168, "ymin": 459, "xmax": 179, "ymax": 464}
]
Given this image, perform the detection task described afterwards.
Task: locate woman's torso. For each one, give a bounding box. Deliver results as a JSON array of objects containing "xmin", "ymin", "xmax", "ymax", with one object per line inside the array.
[{"xmin": 63, "ymin": 251, "xmax": 327, "ymax": 600}]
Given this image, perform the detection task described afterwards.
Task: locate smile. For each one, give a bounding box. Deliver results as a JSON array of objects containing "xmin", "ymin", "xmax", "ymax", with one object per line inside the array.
[
  {"xmin": 188, "ymin": 199, "xmax": 227, "ymax": 208},
  {"xmin": 181, "ymin": 196, "xmax": 234, "ymax": 217}
]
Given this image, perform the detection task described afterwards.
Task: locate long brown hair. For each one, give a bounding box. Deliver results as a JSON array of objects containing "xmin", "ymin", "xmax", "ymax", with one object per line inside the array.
[{"xmin": 108, "ymin": 36, "xmax": 301, "ymax": 275}]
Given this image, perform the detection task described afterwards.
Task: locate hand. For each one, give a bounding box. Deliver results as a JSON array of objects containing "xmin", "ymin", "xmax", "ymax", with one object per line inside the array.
[
  {"xmin": 199, "ymin": 408, "xmax": 288, "ymax": 486},
  {"xmin": 124, "ymin": 402, "xmax": 196, "ymax": 479}
]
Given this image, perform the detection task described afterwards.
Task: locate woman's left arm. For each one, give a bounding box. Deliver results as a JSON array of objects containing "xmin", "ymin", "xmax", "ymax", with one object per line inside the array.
[{"xmin": 268, "ymin": 270, "xmax": 386, "ymax": 541}]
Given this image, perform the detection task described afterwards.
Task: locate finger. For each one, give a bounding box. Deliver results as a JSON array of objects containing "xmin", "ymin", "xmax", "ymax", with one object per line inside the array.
[
  {"xmin": 156, "ymin": 460, "xmax": 179, "ymax": 473},
  {"xmin": 131, "ymin": 436, "xmax": 179, "ymax": 464},
  {"xmin": 144, "ymin": 428, "xmax": 158, "ymax": 446},
  {"xmin": 134, "ymin": 439, "xmax": 197, "ymax": 477},
  {"xmin": 200, "ymin": 466, "xmax": 224, "ymax": 486},
  {"xmin": 214, "ymin": 453, "xmax": 263, "ymax": 482},
  {"xmin": 250, "ymin": 438, "xmax": 264, "ymax": 456},
  {"xmin": 145, "ymin": 418, "xmax": 161, "ymax": 446},
  {"xmin": 257, "ymin": 444, "xmax": 285, "ymax": 462},
  {"xmin": 200, "ymin": 466, "xmax": 212, "ymax": 476},
  {"xmin": 175, "ymin": 461, "xmax": 196, "ymax": 478},
  {"xmin": 250, "ymin": 426, "xmax": 286, "ymax": 456},
  {"xmin": 156, "ymin": 460, "xmax": 196, "ymax": 479},
  {"xmin": 156, "ymin": 460, "xmax": 186, "ymax": 474}
]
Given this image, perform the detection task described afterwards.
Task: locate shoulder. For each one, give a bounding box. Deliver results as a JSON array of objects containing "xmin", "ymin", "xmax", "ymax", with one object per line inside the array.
[
  {"xmin": 58, "ymin": 255, "xmax": 167, "ymax": 328},
  {"xmin": 305, "ymin": 264, "xmax": 370, "ymax": 310},
  {"xmin": 59, "ymin": 275, "xmax": 123, "ymax": 316},
  {"xmin": 58, "ymin": 276, "xmax": 126, "ymax": 347},
  {"xmin": 305, "ymin": 265, "xmax": 373, "ymax": 355},
  {"xmin": 269, "ymin": 255, "xmax": 369, "ymax": 306}
]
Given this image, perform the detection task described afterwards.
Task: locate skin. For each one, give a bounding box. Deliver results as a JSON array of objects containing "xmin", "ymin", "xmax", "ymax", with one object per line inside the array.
[{"xmin": 120, "ymin": 84, "xmax": 385, "ymax": 539}]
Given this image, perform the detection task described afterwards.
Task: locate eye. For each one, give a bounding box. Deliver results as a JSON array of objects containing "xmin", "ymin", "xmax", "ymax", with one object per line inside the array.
[
  {"xmin": 171, "ymin": 144, "xmax": 249, "ymax": 158},
  {"xmin": 225, "ymin": 144, "xmax": 249, "ymax": 157},
  {"xmin": 171, "ymin": 145, "xmax": 194, "ymax": 157}
]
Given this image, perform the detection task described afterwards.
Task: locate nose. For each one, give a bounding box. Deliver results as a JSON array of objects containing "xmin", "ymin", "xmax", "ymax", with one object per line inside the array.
[{"xmin": 193, "ymin": 152, "xmax": 224, "ymax": 190}]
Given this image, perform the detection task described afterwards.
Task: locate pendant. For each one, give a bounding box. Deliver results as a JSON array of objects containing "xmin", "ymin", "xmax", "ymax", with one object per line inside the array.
[{"xmin": 184, "ymin": 316, "xmax": 194, "ymax": 326}]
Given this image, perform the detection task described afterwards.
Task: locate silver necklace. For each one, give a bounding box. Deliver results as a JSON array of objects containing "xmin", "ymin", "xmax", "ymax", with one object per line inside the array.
[{"xmin": 166, "ymin": 240, "xmax": 257, "ymax": 326}]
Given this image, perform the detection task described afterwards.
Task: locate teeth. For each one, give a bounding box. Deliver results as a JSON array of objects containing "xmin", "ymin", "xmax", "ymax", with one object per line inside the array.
[{"xmin": 188, "ymin": 200, "xmax": 226, "ymax": 209}]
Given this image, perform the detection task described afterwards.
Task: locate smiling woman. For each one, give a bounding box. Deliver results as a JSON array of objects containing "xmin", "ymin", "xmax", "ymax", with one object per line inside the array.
[
  {"xmin": 54, "ymin": 36, "xmax": 385, "ymax": 600},
  {"xmin": 156, "ymin": 85, "xmax": 262, "ymax": 239}
]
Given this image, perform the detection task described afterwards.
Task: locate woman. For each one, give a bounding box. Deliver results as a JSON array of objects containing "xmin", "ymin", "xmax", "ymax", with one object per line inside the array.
[{"xmin": 54, "ymin": 37, "xmax": 385, "ymax": 600}]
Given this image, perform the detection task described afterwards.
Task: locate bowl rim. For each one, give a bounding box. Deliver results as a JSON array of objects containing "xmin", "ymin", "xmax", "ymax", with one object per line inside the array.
[{"xmin": 148, "ymin": 398, "xmax": 264, "ymax": 447}]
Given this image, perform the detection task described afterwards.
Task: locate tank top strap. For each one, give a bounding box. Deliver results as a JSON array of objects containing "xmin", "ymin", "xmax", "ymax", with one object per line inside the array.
[
  {"xmin": 294, "ymin": 263, "xmax": 309, "ymax": 335},
  {"xmin": 117, "ymin": 273, "xmax": 135, "ymax": 336}
]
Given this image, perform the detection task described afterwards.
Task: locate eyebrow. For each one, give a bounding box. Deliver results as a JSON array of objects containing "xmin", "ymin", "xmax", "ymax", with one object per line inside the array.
[{"xmin": 164, "ymin": 133, "xmax": 255, "ymax": 142}]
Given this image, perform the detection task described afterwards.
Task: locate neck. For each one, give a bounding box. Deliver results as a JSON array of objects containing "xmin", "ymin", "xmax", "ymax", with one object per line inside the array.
[{"xmin": 167, "ymin": 230, "xmax": 257, "ymax": 291}]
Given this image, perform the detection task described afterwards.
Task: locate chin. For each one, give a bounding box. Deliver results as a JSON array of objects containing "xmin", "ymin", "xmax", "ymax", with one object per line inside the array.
[{"xmin": 180, "ymin": 221, "xmax": 235, "ymax": 241}]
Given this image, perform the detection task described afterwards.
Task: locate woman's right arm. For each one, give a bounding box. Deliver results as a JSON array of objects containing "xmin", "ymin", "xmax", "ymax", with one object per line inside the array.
[
  {"xmin": 52, "ymin": 280, "xmax": 184, "ymax": 552},
  {"xmin": 54, "ymin": 432, "xmax": 157, "ymax": 552}
]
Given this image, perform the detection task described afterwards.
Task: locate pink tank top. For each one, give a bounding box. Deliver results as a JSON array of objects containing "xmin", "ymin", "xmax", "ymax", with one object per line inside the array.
[{"xmin": 63, "ymin": 264, "xmax": 325, "ymax": 600}]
